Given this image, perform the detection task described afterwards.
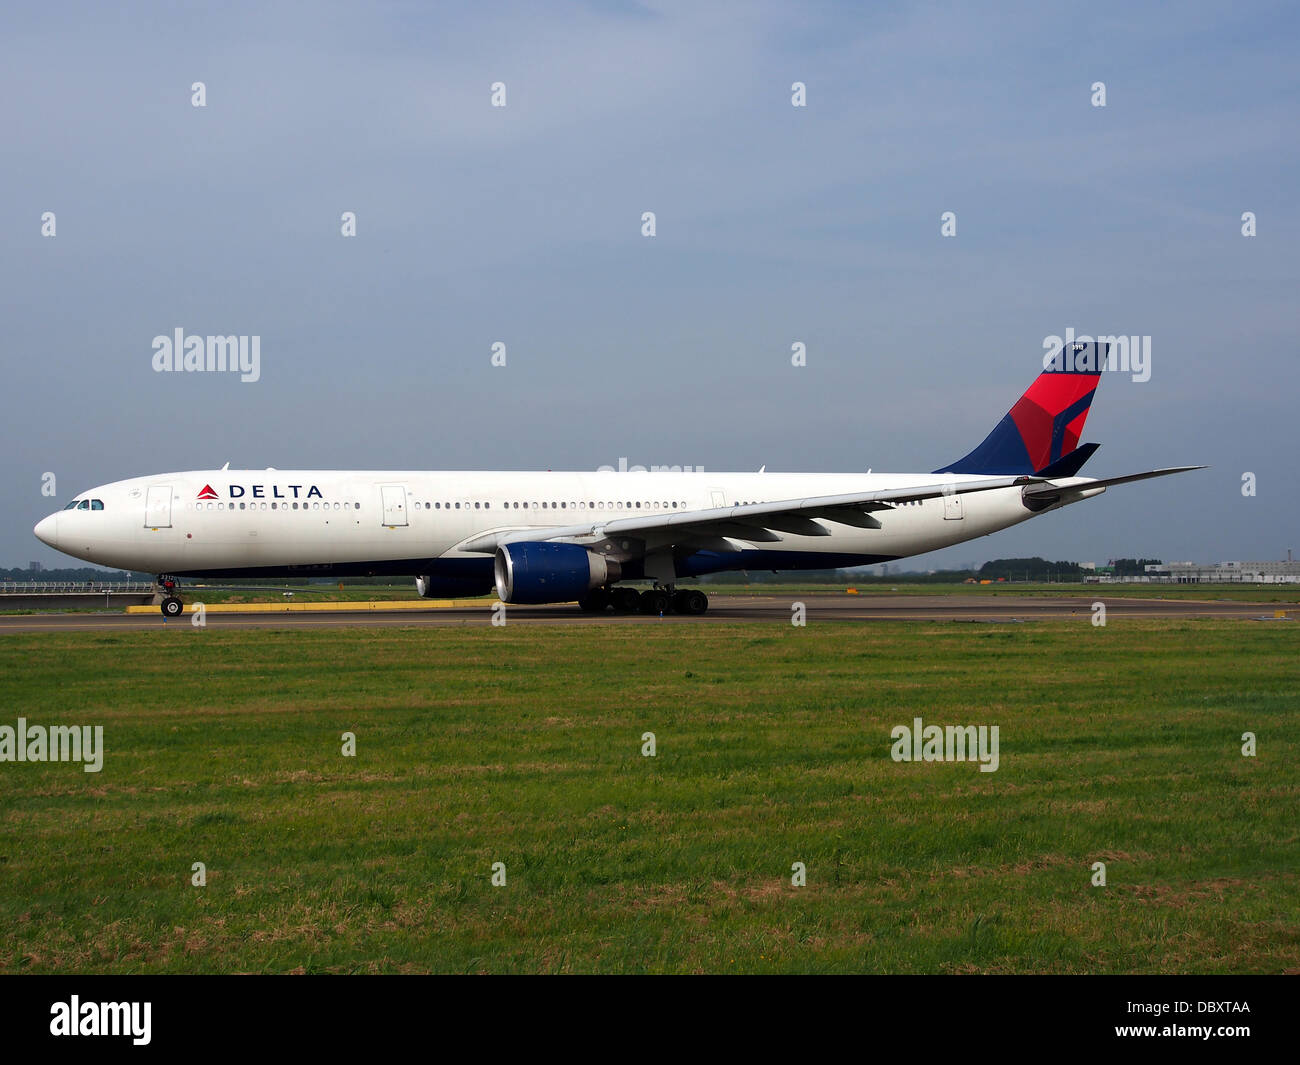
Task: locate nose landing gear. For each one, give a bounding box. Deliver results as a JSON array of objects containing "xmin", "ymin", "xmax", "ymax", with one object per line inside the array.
[{"xmin": 157, "ymin": 575, "xmax": 184, "ymax": 618}]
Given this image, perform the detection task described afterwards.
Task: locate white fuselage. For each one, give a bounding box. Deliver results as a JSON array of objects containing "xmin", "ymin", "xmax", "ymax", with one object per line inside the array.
[{"xmin": 33, "ymin": 468, "xmax": 1056, "ymax": 579}]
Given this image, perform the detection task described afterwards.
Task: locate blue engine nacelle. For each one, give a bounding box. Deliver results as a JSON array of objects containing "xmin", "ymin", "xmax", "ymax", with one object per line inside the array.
[
  {"xmin": 494, "ymin": 542, "xmax": 621, "ymax": 604},
  {"xmin": 415, "ymin": 574, "xmax": 494, "ymax": 598}
]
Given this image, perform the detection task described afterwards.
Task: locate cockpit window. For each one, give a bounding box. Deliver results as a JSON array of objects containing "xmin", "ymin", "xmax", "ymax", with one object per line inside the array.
[
  {"xmin": 64, "ymin": 500, "xmax": 80, "ymax": 510},
  {"xmin": 91, "ymin": 499, "xmax": 104, "ymax": 510},
  {"xmin": 77, "ymin": 500, "xmax": 90, "ymax": 510}
]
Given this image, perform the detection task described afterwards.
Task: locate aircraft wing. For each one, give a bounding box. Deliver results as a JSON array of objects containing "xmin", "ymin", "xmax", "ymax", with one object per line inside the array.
[{"xmin": 457, "ymin": 474, "xmax": 1039, "ymax": 554}]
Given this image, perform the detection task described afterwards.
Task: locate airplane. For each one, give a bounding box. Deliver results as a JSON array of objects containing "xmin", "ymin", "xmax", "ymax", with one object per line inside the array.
[{"xmin": 34, "ymin": 342, "xmax": 1201, "ymax": 618}]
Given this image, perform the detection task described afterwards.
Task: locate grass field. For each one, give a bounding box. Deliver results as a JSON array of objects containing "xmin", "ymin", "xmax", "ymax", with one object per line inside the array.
[{"xmin": 1, "ymin": 618, "xmax": 1297, "ymax": 973}]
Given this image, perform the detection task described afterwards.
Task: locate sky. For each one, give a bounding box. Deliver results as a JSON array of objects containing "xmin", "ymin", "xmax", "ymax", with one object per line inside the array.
[{"xmin": 2, "ymin": 0, "xmax": 1297, "ymax": 571}]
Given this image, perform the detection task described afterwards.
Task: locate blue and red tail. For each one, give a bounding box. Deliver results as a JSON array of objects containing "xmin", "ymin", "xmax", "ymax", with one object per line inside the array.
[{"xmin": 934, "ymin": 341, "xmax": 1106, "ymax": 476}]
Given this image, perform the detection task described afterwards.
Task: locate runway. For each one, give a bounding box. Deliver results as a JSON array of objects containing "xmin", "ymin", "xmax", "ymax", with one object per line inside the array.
[{"xmin": 0, "ymin": 594, "xmax": 1293, "ymax": 632}]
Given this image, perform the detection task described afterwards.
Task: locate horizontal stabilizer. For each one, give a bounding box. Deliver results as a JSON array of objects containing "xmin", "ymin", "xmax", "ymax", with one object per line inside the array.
[
  {"xmin": 1034, "ymin": 443, "xmax": 1100, "ymax": 479},
  {"xmin": 1023, "ymin": 465, "xmax": 1207, "ymax": 500}
]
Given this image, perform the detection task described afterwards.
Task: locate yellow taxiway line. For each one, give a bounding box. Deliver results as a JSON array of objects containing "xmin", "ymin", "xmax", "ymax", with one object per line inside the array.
[{"xmin": 124, "ymin": 599, "xmax": 509, "ymax": 614}]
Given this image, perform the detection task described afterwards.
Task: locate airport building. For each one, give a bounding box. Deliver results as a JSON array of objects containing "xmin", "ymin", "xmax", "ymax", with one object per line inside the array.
[
  {"xmin": 1137, "ymin": 559, "xmax": 1300, "ymax": 584},
  {"xmin": 1080, "ymin": 557, "xmax": 1300, "ymax": 584}
]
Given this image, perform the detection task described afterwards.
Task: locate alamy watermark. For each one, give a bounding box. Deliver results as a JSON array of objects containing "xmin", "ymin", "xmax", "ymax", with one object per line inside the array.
[
  {"xmin": 596, "ymin": 457, "xmax": 705, "ymax": 473},
  {"xmin": 151, "ymin": 328, "xmax": 260, "ymax": 383},
  {"xmin": 1043, "ymin": 328, "xmax": 1150, "ymax": 383},
  {"xmin": 1, "ymin": 718, "xmax": 103, "ymax": 772},
  {"xmin": 50, "ymin": 996, "xmax": 150, "ymax": 1045},
  {"xmin": 890, "ymin": 716, "xmax": 999, "ymax": 773}
]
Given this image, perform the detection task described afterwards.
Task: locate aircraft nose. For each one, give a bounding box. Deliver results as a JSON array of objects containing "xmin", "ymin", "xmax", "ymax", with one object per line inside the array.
[{"xmin": 34, "ymin": 513, "xmax": 58, "ymax": 548}]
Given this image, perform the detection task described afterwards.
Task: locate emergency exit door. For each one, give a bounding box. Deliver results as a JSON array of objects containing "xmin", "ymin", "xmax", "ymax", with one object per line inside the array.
[
  {"xmin": 145, "ymin": 485, "xmax": 173, "ymax": 528},
  {"xmin": 380, "ymin": 485, "xmax": 408, "ymax": 527}
]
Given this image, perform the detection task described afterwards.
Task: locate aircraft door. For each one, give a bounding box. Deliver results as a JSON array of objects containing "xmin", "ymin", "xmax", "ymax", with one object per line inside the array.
[
  {"xmin": 943, "ymin": 492, "xmax": 964, "ymax": 520},
  {"xmin": 145, "ymin": 485, "xmax": 173, "ymax": 528},
  {"xmin": 380, "ymin": 485, "xmax": 409, "ymax": 527}
]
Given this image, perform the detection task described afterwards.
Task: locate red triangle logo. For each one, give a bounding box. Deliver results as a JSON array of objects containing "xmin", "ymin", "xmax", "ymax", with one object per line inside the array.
[{"xmin": 197, "ymin": 484, "xmax": 219, "ymax": 499}]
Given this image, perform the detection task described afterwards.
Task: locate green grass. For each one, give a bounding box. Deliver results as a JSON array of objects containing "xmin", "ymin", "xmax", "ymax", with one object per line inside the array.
[{"xmin": 0, "ymin": 620, "xmax": 1296, "ymax": 973}]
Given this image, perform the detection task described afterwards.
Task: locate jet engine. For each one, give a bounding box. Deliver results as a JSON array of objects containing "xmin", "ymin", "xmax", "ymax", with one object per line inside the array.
[
  {"xmin": 415, "ymin": 574, "xmax": 494, "ymax": 598},
  {"xmin": 493, "ymin": 542, "xmax": 620, "ymax": 604}
]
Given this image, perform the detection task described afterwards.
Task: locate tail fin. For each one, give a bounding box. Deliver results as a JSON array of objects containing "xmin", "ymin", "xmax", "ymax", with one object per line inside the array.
[{"xmin": 934, "ymin": 341, "xmax": 1107, "ymax": 476}]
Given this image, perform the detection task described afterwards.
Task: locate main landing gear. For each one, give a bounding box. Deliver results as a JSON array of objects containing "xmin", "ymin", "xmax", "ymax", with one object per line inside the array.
[
  {"xmin": 578, "ymin": 585, "xmax": 709, "ymax": 616},
  {"xmin": 157, "ymin": 575, "xmax": 184, "ymax": 618}
]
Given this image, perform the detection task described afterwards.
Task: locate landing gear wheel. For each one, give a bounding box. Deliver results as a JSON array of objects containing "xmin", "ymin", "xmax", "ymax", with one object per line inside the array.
[
  {"xmin": 161, "ymin": 596, "xmax": 183, "ymax": 618},
  {"xmin": 578, "ymin": 588, "xmax": 610, "ymax": 613},
  {"xmin": 683, "ymin": 589, "xmax": 708, "ymax": 615},
  {"xmin": 640, "ymin": 588, "xmax": 670, "ymax": 615},
  {"xmin": 611, "ymin": 587, "xmax": 641, "ymax": 613}
]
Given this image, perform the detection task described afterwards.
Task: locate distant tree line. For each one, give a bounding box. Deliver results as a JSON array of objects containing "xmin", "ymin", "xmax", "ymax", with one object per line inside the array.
[
  {"xmin": 1, "ymin": 566, "xmax": 153, "ymax": 582},
  {"xmin": 975, "ymin": 558, "xmax": 1083, "ymax": 580}
]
